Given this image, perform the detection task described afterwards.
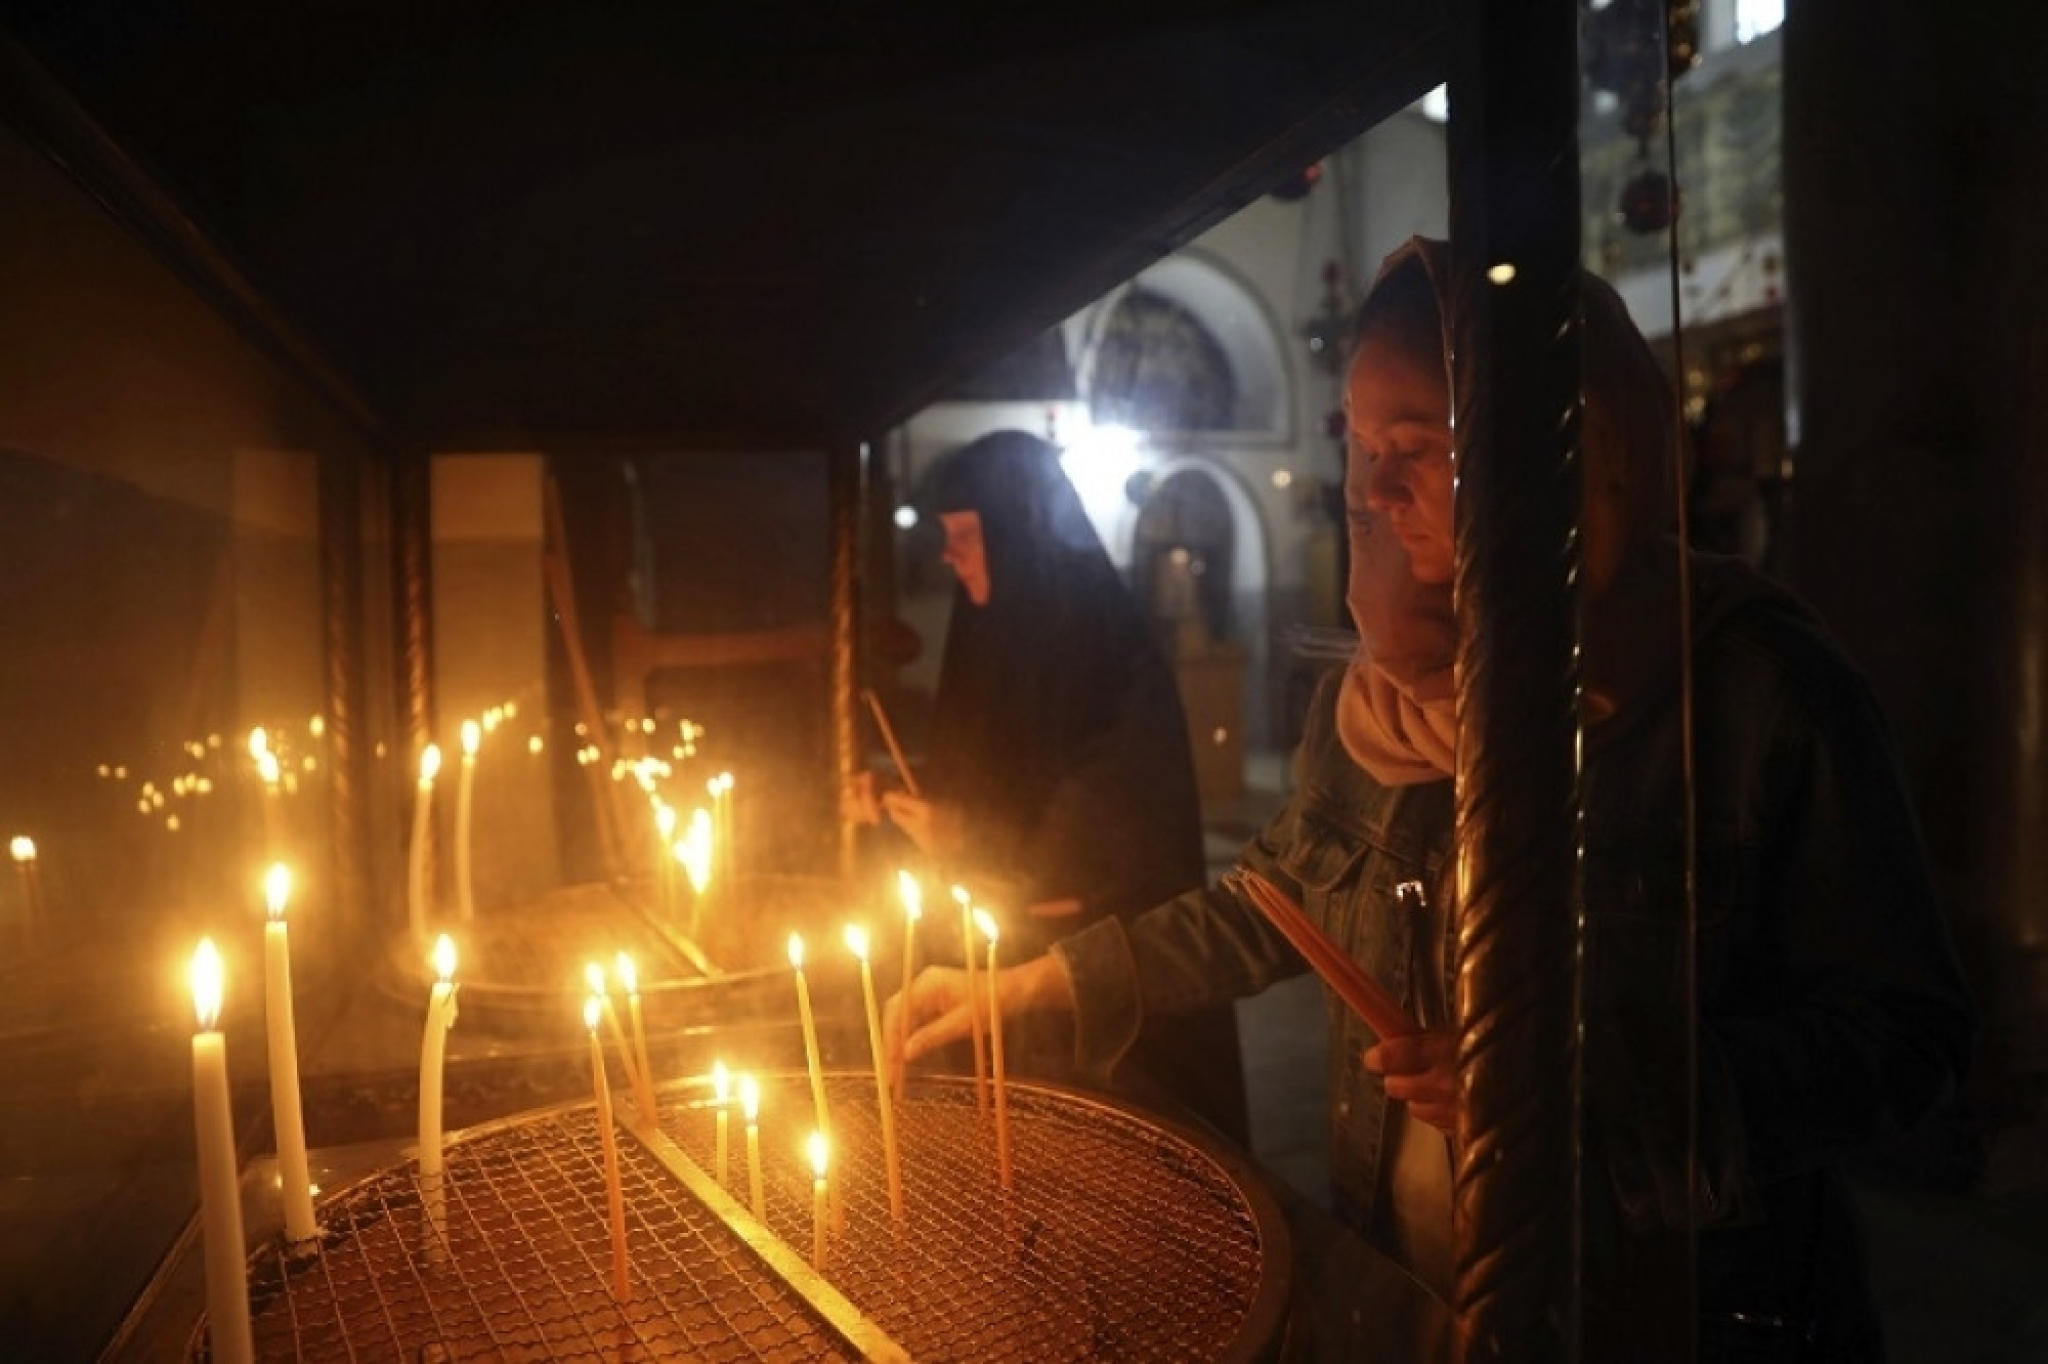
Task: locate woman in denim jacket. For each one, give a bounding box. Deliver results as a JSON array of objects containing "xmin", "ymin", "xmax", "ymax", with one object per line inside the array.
[{"xmin": 893, "ymin": 241, "xmax": 1973, "ymax": 1360}]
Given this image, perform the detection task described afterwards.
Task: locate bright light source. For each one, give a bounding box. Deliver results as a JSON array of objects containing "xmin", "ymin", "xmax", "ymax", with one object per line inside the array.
[
  {"xmin": 1059, "ymin": 423, "xmax": 1146, "ymax": 528},
  {"xmin": 1486, "ymin": 263, "xmax": 1517, "ymax": 286},
  {"xmin": 892, "ymin": 504, "xmax": 919, "ymax": 531}
]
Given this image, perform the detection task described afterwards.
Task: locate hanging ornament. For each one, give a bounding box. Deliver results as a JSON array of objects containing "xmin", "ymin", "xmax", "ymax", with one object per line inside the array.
[{"xmin": 1619, "ymin": 162, "xmax": 1680, "ymax": 234}]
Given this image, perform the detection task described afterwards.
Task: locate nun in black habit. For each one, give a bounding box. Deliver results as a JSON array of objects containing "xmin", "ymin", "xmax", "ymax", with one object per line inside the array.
[{"xmin": 865, "ymin": 429, "xmax": 1248, "ymax": 1144}]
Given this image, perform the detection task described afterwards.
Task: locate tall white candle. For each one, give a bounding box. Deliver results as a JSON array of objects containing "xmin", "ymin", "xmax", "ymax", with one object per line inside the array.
[
  {"xmin": 953, "ymin": 886, "xmax": 988, "ymax": 1112},
  {"xmin": 407, "ymin": 746, "xmax": 442, "ymax": 947},
  {"xmin": 808, "ymin": 1129, "xmax": 830, "ymax": 1269},
  {"xmin": 615, "ymin": 952, "xmax": 659, "ymax": 1122},
  {"xmin": 249, "ymin": 728, "xmax": 283, "ymax": 857},
  {"xmin": 262, "ymin": 864, "xmax": 317, "ymax": 1244},
  {"xmin": 585, "ymin": 962, "xmax": 651, "ymax": 1116},
  {"xmin": 10, "ymin": 835, "xmax": 42, "ymax": 949},
  {"xmin": 454, "ymin": 720, "xmax": 480, "ymax": 923},
  {"xmin": 190, "ymin": 939, "xmax": 254, "ymax": 1364},
  {"xmin": 788, "ymin": 934, "xmax": 832, "ymax": 1147},
  {"xmin": 741, "ymin": 1074, "xmax": 764, "ymax": 1220},
  {"xmin": 653, "ymin": 802, "xmax": 678, "ymax": 920},
  {"xmin": 712, "ymin": 1060, "xmax": 731, "ymax": 1187},
  {"xmin": 585, "ymin": 997, "xmax": 632, "ymax": 1302},
  {"xmin": 894, "ymin": 871, "xmax": 921, "ymax": 1104},
  {"xmin": 418, "ymin": 934, "xmax": 459, "ymax": 1256},
  {"xmin": 683, "ymin": 807, "xmax": 713, "ymax": 941},
  {"xmin": 712, "ymin": 773, "xmax": 735, "ymax": 904},
  {"xmin": 845, "ymin": 924, "xmax": 903, "ymax": 1225},
  {"xmin": 974, "ymin": 908, "xmax": 1013, "ymax": 1193}
]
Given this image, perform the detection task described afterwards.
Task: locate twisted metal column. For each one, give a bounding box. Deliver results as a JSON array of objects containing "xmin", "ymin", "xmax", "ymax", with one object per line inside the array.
[
  {"xmin": 1447, "ymin": 0, "xmax": 1586, "ymax": 1359},
  {"xmin": 829, "ymin": 442, "xmax": 866, "ymax": 882},
  {"xmin": 318, "ymin": 449, "xmax": 371, "ymax": 940},
  {"xmin": 392, "ymin": 448, "xmax": 437, "ymax": 926}
]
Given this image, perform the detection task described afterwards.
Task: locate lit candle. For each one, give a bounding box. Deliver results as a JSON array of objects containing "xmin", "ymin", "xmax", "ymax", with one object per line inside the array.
[
  {"xmin": 454, "ymin": 719, "xmax": 480, "ymax": 923},
  {"xmin": 973, "ymin": 908, "xmax": 1013, "ymax": 1191},
  {"xmin": 787, "ymin": 934, "xmax": 832, "ymax": 1150},
  {"xmin": 808, "ymin": 1129, "xmax": 830, "ymax": 1269},
  {"xmin": 407, "ymin": 745, "xmax": 441, "ymax": 947},
  {"xmin": 262, "ymin": 864, "xmax": 317, "ymax": 1244},
  {"xmin": 10, "ymin": 835, "xmax": 42, "ymax": 947},
  {"xmin": 742, "ymin": 1073, "xmax": 764, "ymax": 1220},
  {"xmin": 250, "ymin": 727, "xmax": 283, "ymax": 856},
  {"xmin": 894, "ymin": 871, "xmax": 921, "ymax": 1104},
  {"xmin": 712, "ymin": 772, "xmax": 735, "ymax": 904},
  {"xmin": 845, "ymin": 924, "xmax": 903, "ymax": 1225},
  {"xmin": 189, "ymin": 939, "xmax": 254, "ymax": 1364},
  {"xmin": 615, "ymin": 952, "xmax": 660, "ymax": 1122},
  {"xmin": 584, "ymin": 997, "xmax": 632, "ymax": 1302},
  {"xmin": 712, "ymin": 1060, "xmax": 731, "ymax": 1186},
  {"xmin": 418, "ymin": 933, "xmax": 459, "ymax": 1256},
  {"xmin": 953, "ymin": 886, "xmax": 988, "ymax": 1112},
  {"xmin": 584, "ymin": 962, "xmax": 650, "ymax": 1117},
  {"xmin": 682, "ymin": 807, "xmax": 712, "ymax": 941}
]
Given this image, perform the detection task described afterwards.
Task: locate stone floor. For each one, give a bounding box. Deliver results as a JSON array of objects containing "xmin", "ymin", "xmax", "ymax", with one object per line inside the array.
[{"xmin": 1208, "ymin": 750, "xmax": 2048, "ymax": 1363}]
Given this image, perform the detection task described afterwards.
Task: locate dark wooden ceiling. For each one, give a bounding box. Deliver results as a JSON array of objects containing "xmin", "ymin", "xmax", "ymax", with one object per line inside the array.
[{"xmin": 2, "ymin": 1, "xmax": 1443, "ymax": 451}]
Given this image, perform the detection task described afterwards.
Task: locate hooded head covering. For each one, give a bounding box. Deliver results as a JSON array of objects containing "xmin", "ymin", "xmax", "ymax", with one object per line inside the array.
[
  {"xmin": 922, "ymin": 430, "xmax": 1170, "ymax": 824},
  {"xmin": 1336, "ymin": 237, "xmax": 1687, "ymax": 784}
]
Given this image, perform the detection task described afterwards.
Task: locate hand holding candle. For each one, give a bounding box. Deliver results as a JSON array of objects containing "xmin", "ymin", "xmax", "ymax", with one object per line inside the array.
[
  {"xmin": 973, "ymin": 908, "xmax": 1013, "ymax": 1193},
  {"xmin": 262, "ymin": 863, "xmax": 317, "ymax": 1243},
  {"xmin": 190, "ymin": 939, "xmax": 255, "ymax": 1364},
  {"xmin": 583, "ymin": 997, "xmax": 632, "ymax": 1302},
  {"xmin": 846, "ymin": 924, "xmax": 904, "ymax": 1225}
]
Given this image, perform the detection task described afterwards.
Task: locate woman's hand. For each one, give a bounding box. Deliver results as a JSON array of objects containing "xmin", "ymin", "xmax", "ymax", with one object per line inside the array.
[
  {"xmin": 884, "ymin": 955, "xmax": 1076, "ymax": 1086},
  {"xmin": 1364, "ymin": 1028, "xmax": 1460, "ymax": 1133},
  {"xmin": 878, "ymin": 791, "xmax": 966, "ymax": 858}
]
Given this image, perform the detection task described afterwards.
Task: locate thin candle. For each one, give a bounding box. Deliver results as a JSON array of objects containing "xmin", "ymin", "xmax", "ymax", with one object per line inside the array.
[
  {"xmin": 454, "ymin": 719, "xmax": 480, "ymax": 923},
  {"xmin": 682, "ymin": 807, "xmax": 712, "ymax": 940},
  {"xmin": 953, "ymin": 886, "xmax": 988, "ymax": 1112},
  {"xmin": 742, "ymin": 1074, "xmax": 764, "ymax": 1220},
  {"xmin": 787, "ymin": 934, "xmax": 832, "ymax": 1149},
  {"xmin": 584, "ymin": 997, "xmax": 632, "ymax": 1302},
  {"xmin": 893, "ymin": 871, "xmax": 921, "ymax": 1104},
  {"xmin": 584, "ymin": 962, "xmax": 650, "ymax": 1116},
  {"xmin": 653, "ymin": 802, "xmax": 677, "ymax": 920},
  {"xmin": 190, "ymin": 939, "xmax": 254, "ymax": 1364},
  {"xmin": 808, "ymin": 1129, "xmax": 830, "ymax": 1269},
  {"xmin": 418, "ymin": 934, "xmax": 459, "ymax": 1257},
  {"xmin": 407, "ymin": 745, "xmax": 441, "ymax": 946},
  {"xmin": 712, "ymin": 1060, "xmax": 731, "ymax": 1186},
  {"xmin": 10, "ymin": 836, "xmax": 42, "ymax": 949},
  {"xmin": 974, "ymin": 908, "xmax": 1013, "ymax": 1192},
  {"xmin": 616, "ymin": 952, "xmax": 660, "ymax": 1122},
  {"xmin": 845, "ymin": 924, "xmax": 903, "ymax": 1225},
  {"xmin": 712, "ymin": 772, "xmax": 735, "ymax": 905},
  {"xmin": 262, "ymin": 864, "xmax": 317, "ymax": 1243}
]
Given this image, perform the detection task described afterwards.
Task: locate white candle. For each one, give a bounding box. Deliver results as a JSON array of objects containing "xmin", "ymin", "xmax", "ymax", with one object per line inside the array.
[
  {"xmin": 682, "ymin": 807, "xmax": 713, "ymax": 941},
  {"xmin": 788, "ymin": 934, "xmax": 832, "ymax": 1148},
  {"xmin": 953, "ymin": 886, "xmax": 988, "ymax": 1112},
  {"xmin": 262, "ymin": 864, "xmax": 317, "ymax": 1243},
  {"xmin": 742, "ymin": 1073, "xmax": 764, "ymax": 1220},
  {"xmin": 845, "ymin": 924, "xmax": 903, "ymax": 1225},
  {"xmin": 712, "ymin": 773, "xmax": 735, "ymax": 904},
  {"xmin": 190, "ymin": 939, "xmax": 254, "ymax": 1364},
  {"xmin": 250, "ymin": 727, "xmax": 283, "ymax": 857},
  {"xmin": 407, "ymin": 746, "xmax": 442, "ymax": 947},
  {"xmin": 454, "ymin": 719, "xmax": 480, "ymax": 923},
  {"xmin": 712, "ymin": 1060, "xmax": 731, "ymax": 1186},
  {"xmin": 653, "ymin": 802, "xmax": 678, "ymax": 920},
  {"xmin": 418, "ymin": 933, "xmax": 459, "ymax": 1256},
  {"xmin": 10, "ymin": 835, "xmax": 42, "ymax": 947},
  {"xmin": 894, "ymin": 871, "xmax": 921, "ymax": 1104},
  {"xmin": 808, "ymin": 1129, "xmax": 830, "ymax": 1269},
  {"xmin": 615, "ymin": 952, "xmax": 660, "ymax": 1122},
  {"xmin": 585, "ymin": 997, "xmax": 632, "ymax": 1302},
  {"xmin": 974, "ymin": 909, "xmax": 1013, "ymax": 1192},
  {"xmin": 585, "ymin": 962, "xmax": 651, "ymax": 1117}
]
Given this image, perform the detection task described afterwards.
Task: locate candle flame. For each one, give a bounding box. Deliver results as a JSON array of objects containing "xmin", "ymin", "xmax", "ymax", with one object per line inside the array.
[
  {"xmin": 256, "ymin": 750, "xmax": 282, "ymax": 787},
  {"xmin": 808, "ymin": 1129, "xmax": 829, "ymax": 1179},
  {"xmin": 973, "ymin": 907, "xmax": 1000, "ymax": 944},
  {"xmin": 264, "ymin": 862, "xmax": 292, "ymax": 920},
  {"xmin": 950, "ymin": 885, "xmax": 971, "ymax": 909},
  {"xmin": 585, "ymin": 961, "xmax": 607, "ymax": 995},
  {"xmin": 432, "ymin": 933, "xmax": 457, "ymax": 982},
  {"xmin": 615, "ymin": 952, "xmax": 638, "ymax": 996},
  {"xmin": 527, "ymin": 735, "xmax": 544, "ymax": 755},
  {"xmin": 419, "ymin": 744, "xmax": 442, "ymax": 784},
  {"xmin": 842, "ymin": 923, "xmax": 869, "ymax": 961},
  {"xmin": 718, "ymin": 772, "xmax": 734, "ymax": 793},
  {"xmin": 248, "ymin": 727, "xmax": 269, "ymax": 760},
  {"xmin": 786, "ymin": 933, "xmax": 804, "ymax": 970},
  {"xmin": 740, "ymin": 1073, "xmax": 760, "ymax": 1123},
  {"xmin": 309, "ymin": 714, "xmax": 325, "ymax": 738},
  {"xmin": 897, "ymin": 870, "xmax": 922, "ymax": 920},
  {"xmin": 461, "ymin": 719, "xmax": 481, "ymax": 757},
  {"xmin": 190, "ymin": 938, "xmax": 224, "ymax": 1031},
  {"xmin": 712, "ymin": 1059, "xmax": 730, "ymax": 1103},
  {"xmin": 655, "ymin": 803, "xmax": 677, "ymax": 837},
  {"xmin": 9, "ymin": 835, "xmax": 34, "ymax": 863},
  {"xmin": 583, "ymin": 995, "xmax": 601, "ymax": 1033}
]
